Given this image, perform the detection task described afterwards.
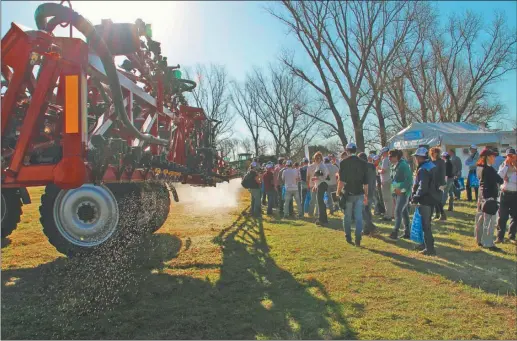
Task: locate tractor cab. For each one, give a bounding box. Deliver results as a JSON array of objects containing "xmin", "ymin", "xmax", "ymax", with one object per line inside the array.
[{"xmin": 227, "ymin": 153, "xmax": 253, "ymax": 175}]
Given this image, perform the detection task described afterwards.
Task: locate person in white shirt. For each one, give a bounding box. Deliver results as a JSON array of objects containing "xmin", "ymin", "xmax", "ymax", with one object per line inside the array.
[
  {"xmin": 496, "ymin": 148, "xmax": 517, "ymax": 243},
  {"xmin": 324, "ymin": 157, "xmax": 340, "ymax": 214},
  {"xmin": 377, "ymin": 147, "xmax": 393, "ymax": 220},
  {"xmin": 281, "ymin": 160, "xmax": 303, "ymax": 218}
]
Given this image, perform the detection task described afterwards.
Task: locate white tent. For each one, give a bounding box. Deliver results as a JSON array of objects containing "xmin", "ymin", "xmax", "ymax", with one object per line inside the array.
[
  {"xmin": 388, "ymin": 122, "xmax": 501, "ymax": 150},
  {"xmin": 389, "ymin": 122, "xmax": 516, "ymax": 177}
]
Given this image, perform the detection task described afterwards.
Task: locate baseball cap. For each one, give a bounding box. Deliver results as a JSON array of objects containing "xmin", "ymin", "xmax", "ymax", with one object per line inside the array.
[
  {"xmin": 470, "ymin": 144, "xmax": 478, "ymax": 149},
  {"xmin": 346, "ymin": 142, "xmax": 357, "ymax": 150},
  {"xmin": 441, "ymin": 151, "xmax": 449, "ymax": 157},
  {"xmin": 480, "ymin": 148, "xmax": 496, "ymax": 157},
  {"xmin": 266, "ymin": 163, "xmax": 274, "ymax": 169},
  {"xmin": 323, "ymin": 156, "xmax": 330, "ymax": 162},
  {"xmin": 286, "ymin": 160, "xmax": 293, "ymax": 166},
  {"xmin": 413, "ymin": 147, "xmax": 428, "ymax": 157},
  {"xmin": 506, "ymin": 148, "xmax": 516, "ymax": 156},
  {"xmin": 250, "ymin": 162, "xmax": 258, "ymax": 168},
  {"xmin": 372, "ymin": 155, "xmax": 380, "ymax": 161},
  {"xmin": 380, "ymin": 147, "xmax": 389, "ymax": 154}
]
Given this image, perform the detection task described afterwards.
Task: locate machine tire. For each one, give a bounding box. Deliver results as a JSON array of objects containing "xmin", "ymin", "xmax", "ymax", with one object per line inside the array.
[
  {"xmin": 40, "ymin": 183, "xmax": 141, "ymax": 257},
  {"xmin": 150, "ymin": 183, "xmax": 170, "ymax": 233},
  {"xmin": 1, "ymin": 189, "xmax": 23, "ymax": 238},
  {"xmin": 137, "ymin": 182, "xmax": 170, "ymax": 233}
]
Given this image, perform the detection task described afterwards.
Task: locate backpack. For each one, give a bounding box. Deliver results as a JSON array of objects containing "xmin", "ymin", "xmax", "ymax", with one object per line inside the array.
[{"xmin": 241, "ymin": 171, "xmax": 255, "ymax": 189}]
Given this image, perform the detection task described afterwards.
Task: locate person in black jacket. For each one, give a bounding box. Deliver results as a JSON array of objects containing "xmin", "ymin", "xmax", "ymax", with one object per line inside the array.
[
  {"xmin": 247, "ymin": 162, "xmax": 263, "ymax": 218},
  {"xmin": 338, "ymin": 143, "xmax": 369, "ymax": 246},
  {"xmin": 430, "ymin": 147, "xmax": 446, "ymax": 220},
  {"xmin": 411, "ymin": 147, "xmax": 441, "ymax": 256},
  {"xmin": 442, "ymin": 152, "xmax": 455, "ymax": 212},
  {"xmin": 475, "ymin": 148, "xmax": 504, "ymax": 251}
]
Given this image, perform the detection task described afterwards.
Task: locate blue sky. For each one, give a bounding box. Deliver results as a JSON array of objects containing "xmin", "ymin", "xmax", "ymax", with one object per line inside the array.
[{"xmin": 2, "ymin": 1, "xmax": 516, "ymax": 141}]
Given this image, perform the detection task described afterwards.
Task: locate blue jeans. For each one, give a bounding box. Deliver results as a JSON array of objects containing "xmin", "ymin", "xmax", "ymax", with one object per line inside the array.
[
  {"xmin": 393, "ymin": 193, "xmax": 410, "ymax": 235},
  {"xmin": 343, "ymin": 194, "xmax": 364, "ymax": 240},
  {"xmin": 443, "ymin": 179, "xmax": 454, "ymax": 208},
  {"xmin": 298, "ymin": 181, "xmax": 308, "ymax": 215},
  {"xmin": 284, "ymin": 189, "xmax": 303, "ymax": 218},
  {"xmin": 249, "ymin": 188, "xmax": 262, "ymax": 216}
]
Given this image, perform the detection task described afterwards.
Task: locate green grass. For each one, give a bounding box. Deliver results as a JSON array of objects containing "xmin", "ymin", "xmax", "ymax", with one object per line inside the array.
[{"xmin": 1, "ymin": 187, "xmax": 516, "ymax": 339}]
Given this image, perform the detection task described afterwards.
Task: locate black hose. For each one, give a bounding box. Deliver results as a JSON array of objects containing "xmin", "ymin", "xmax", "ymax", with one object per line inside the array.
[{"xmin": 34, "ymin": 3, "xmax": 169, "ymax": 145}]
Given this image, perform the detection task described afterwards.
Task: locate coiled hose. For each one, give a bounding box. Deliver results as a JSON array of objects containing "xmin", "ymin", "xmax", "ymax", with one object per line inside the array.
[{"xmin": 34, "ymin": 2, "xmax": 169, "ymax": 145}]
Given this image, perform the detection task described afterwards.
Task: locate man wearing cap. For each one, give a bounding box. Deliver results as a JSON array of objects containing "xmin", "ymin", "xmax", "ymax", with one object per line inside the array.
[
  {"xmin": 282, "ymin": 160, "xmax": 303, "ymax": 218},
  {"xmin": 496, "ymin": 148, "xmax": 517, "ymax": 243},
  {"xmin": 338, "ymin": 143, "xmax": 369, "ymax": 246},
  {"xmin": 263, "ymin": 163, "xmax": 276, "ymax": 215},
  {"xmin": 411, "ymin": 147, "xmax": 440, "ymax": 255},
  {"xmin": 465, "ymin": 145, "xmax": 480, "ymax": 202},
  {"xmin": 298, "ymin": 158, "xmax": 310, "ymax": 216},
  {"xmin": 378, "ymin": 147, "xmax": 394, "ymax": 220}
]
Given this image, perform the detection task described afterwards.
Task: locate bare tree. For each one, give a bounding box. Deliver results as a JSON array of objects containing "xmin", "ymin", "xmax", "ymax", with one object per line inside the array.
[
  {"xmin": 184, "ymin": 64, "xmax": 235, "ymax": 142},
  {"xmin": 363, "ymin": 1, "xmax": 432, "ymax": 145},
  {"xmin": 269, "ymin": 1, "xmax": 421, "ymax": 150},
  {"xmin": 248, "ymin": 62, "xmax": 322, "ymax": 156},
  {"xmin": 239, "ymin": 137, "xmax": 253, "ymax": 155},
  {"xmin": 218, "ymin": 138, "xmax": 240, "ymax": 161},
  {"xmin": 431, "ymin": 10, "xmax": 516, "ymax": 123},
  {"xmin": 381, "ymin": 7, "xmax": 515, "ymax": 132},
  {"xmin": 230, "ymin": 81, "xmax": 264, "ymax": 156}
]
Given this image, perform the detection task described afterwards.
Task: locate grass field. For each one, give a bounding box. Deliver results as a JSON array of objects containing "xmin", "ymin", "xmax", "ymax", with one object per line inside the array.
[{"xmin": 1, "ymin": 184, "xmax": 516, "ymax": 339}]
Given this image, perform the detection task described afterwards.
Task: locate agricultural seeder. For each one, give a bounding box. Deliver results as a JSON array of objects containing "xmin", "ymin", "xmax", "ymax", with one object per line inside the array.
[{"xmin": 1, "ymin": 2, "xmax": 239, "ymax": 256}]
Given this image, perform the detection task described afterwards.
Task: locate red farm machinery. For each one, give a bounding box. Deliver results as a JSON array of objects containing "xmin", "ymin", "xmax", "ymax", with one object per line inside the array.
[{"xmin": 1, "ymin": 2, "xmax": 239, "ymax": 256}]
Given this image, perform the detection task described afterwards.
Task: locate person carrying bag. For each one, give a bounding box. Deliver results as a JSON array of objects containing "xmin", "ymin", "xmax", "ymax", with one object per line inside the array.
[{"xmin": 475, "ymin": 148, "xmax": 504, "ymax": 251}]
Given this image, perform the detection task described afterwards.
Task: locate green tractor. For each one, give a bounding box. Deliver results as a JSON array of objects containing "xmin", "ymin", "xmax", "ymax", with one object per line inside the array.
[{"xmin": 228, "ymin": 153, "xmax": 253, "ymax": 176}]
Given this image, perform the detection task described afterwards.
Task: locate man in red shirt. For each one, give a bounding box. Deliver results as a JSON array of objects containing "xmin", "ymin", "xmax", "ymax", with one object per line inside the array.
[{"xmin": 263, "ymin": 164, "xmax": 276, "ymax": 215}]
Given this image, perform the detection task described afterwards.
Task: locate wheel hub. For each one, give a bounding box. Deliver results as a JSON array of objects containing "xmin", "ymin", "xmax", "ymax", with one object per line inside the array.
[
  {"xmin": 76, "ymin": 202, "xmax": 97, "ymax": 224},
  {"xmin": 53, "ymin": 184, "xmax": 119, "ymax": 247}
]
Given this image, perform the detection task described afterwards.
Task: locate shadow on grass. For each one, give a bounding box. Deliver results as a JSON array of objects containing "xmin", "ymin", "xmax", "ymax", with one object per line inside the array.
[
  {"xmin": 366, "ymin": 235, "xmax": 516, "ymax": 295},
  {"xmin": 1, "ymin": 207, "xmax": 356, "ymax": 339},
  {"xmin": 1, "ymin": 238, "xmax": 11, "ymax": 248}
]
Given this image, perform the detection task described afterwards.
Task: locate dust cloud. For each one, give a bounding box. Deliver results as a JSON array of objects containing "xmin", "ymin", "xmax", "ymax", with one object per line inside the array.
[{"xmin": 173, "ymin": 179, "xmax": 243, "ymax": 212}]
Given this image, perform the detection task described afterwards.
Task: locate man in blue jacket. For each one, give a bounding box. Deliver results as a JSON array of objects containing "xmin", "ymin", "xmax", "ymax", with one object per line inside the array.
[{"xmin": 411, "ymin": 147, "xmax": 441, "ymax": 256}]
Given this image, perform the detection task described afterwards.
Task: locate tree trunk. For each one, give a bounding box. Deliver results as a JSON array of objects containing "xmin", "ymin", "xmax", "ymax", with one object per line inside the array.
[
  {"xmin": 349, "ymin": 105, "xmax": 365, "ymax": 150},
  {"xmin": 375, "ymin": 99, "xmax": 388, "ymax": 147},
  {"xmin": 336, "ymin": 119, "xmax": 348, "ymax": 148},
  {"xmin": 254, "ymin": 138, "xmax": 260, "ymax": 157}
]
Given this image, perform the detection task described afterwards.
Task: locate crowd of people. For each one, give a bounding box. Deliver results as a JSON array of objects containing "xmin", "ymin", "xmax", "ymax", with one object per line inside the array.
[{"xmin": 242, "ymin": 143, "xmax": 517, "ymax": 256}]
